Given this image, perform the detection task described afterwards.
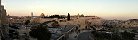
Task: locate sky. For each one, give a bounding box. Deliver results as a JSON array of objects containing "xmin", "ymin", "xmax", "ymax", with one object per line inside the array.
[{"xmin": 2, "ymin": 0, "xmax": 138, "ymax": 20}]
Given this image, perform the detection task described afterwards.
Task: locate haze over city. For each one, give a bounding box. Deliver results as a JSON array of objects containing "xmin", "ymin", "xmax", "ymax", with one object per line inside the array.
[{"xmin": 2, "ymin": 0, "xmax": 138, "ymax": 20}]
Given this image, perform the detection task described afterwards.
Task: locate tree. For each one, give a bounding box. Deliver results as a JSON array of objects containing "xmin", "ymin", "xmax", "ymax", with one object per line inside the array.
[
  {"xmin": 48, "ymin": 15, "xmax": 65, "ymax": 19},
  {"xmin": 67, "ymin": 13, "xmax": 70, "ymax": 21},
  {"xmin": 29, "ymin": 25, "xmax": 51, "ymax": 40},
  {"xmin": 24, "ymin": 20, "xmax": 30, "ymax": 25},
  {"xmin": 121, "ymin": 31, "xmax": 135, "ymax": 40},
  {"xmin": 80, "ymin": 14, "xmax": 84, "ymax": 17}
]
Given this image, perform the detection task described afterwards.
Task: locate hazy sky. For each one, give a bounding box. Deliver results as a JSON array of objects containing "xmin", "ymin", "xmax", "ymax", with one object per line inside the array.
[{"xmin": 2, "ymin": 0, "xmax": 138, "ymax": 19}]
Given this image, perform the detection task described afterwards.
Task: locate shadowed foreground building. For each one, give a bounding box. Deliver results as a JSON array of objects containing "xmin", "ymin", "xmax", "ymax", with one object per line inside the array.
[{"xmin": 0, "ymin": 0, "xmax": 9, "ymax": 40}]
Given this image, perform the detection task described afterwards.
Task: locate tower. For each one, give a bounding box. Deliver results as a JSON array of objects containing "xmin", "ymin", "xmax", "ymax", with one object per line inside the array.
[{"xmin": 31, "ymin": 12, "xmax": 33, "ymax": 18}]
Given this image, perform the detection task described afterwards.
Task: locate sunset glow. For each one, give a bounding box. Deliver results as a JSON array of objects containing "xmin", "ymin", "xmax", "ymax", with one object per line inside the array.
[{"xmin": 2, "ymin": 0, "xmax": 138, "ymax": 19}]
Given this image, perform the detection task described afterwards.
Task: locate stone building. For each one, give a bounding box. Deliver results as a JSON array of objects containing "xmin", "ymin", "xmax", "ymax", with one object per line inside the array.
[
  {"xmin": 121, "ymin": 19, "xmax": 138, "ymax": 28},
  {"xmin": 0, "ymin": 1, "xmax": 7, "ymax": 25},
  {"xmin": 0, "ymin": 0, "xmax": 9, "ymax": 40}
]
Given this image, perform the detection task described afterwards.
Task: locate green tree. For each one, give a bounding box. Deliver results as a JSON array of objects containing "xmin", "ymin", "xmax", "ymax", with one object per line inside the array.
[
  {"xmin": 121, "ymin": 31, "xmax": 135, "ymax": 40},
  {"xmin": 24, "ymin": 20, "xmax": 30, "ymax": 25},
  {"xmin": 80, "ymin": 14, "xmax": 84, "ymax": 17},
  {"xmin": 67, "ymin": 13, "xmax": 70, "ymax": 21},
  {"xmin": 29, "ymin": 25, "xmax": 51, "ymax": 40}
]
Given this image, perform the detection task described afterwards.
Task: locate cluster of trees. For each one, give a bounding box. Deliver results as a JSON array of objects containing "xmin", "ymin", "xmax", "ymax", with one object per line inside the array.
[
  {"xmin": 41, "ymin": 15, "xmax": 66, "ymax": 19},
  {"xmin": 92, "ymin": 31, "xmax": 112, "ymax": 40},
  {"xmin": 80, "ymin": 14, "xmax": 84, "ymax": 17},
  {"xmin": 29, "ymin": 25, "xmax": 51, "ymax": 40},
  {"xmin": 8, "ymin": 24, "xmax": 19, "ymax": 39},
  {"xmin": 40, "ymin": 13, "xmax": 72, "ymax": 21},
  {"xmin": 121, "ymin": 31, "xmax": 135, "ymax": 40},
  {"xmin": 29, "ymin": 20, "xmax": 60, "ymax": 40},
  {"xmin": 9, "ymin": 29, "xmax": 19, "ymax": 39}
]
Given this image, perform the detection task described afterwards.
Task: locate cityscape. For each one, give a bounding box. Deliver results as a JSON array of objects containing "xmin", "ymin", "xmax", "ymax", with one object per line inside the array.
[{"xmin": 0, "ymin": 0, "xmax": 138, "ymax": 40}]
